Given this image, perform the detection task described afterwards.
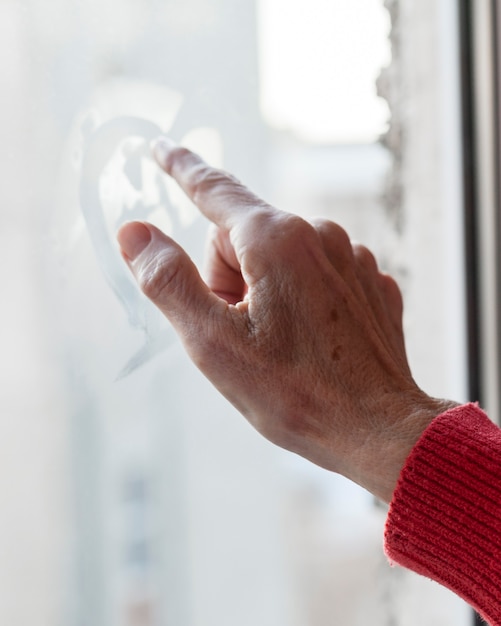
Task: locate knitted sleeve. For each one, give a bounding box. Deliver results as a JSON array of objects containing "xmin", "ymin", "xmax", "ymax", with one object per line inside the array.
[{"xmin": 385, "ymin": 403, "xmax": 501, "ymax": 625}]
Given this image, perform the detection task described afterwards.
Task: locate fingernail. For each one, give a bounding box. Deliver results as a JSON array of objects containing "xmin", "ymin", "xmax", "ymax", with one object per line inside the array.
[
  {"xmin": 152, "ymin": 135, "xmax": 178, "ymax": 166},
  {"xmin": 117, "ymin": 222, "xmax": 152, "ymax": 261}
]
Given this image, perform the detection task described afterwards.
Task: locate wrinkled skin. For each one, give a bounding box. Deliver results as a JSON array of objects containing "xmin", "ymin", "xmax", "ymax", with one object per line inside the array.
[{"xmin": 117, "ymin": 138, "xmax": 456, "ymax": 503}]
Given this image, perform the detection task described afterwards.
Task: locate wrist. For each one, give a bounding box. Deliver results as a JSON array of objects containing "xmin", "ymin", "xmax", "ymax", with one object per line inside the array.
[{"xmin": 351, "ymin": 395, "xmax": 459, "ymax": 503}]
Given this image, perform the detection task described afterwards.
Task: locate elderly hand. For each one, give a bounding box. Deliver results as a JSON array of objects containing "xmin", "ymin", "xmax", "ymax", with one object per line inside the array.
[{"xmin": 117, "ymin": 138, "xmax": 456, "ymax": 503}]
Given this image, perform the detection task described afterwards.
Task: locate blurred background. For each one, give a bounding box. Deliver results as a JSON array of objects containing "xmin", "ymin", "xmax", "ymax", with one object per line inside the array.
[{"xmin": 0, "ymin": 0, "xmax": 472, "ymax": 624}]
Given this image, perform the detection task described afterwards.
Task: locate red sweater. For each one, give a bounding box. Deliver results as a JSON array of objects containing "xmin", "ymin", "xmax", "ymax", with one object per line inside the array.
[{"xmin": 385, "ymin": 403, "xmax": 501, "ymax": 625}]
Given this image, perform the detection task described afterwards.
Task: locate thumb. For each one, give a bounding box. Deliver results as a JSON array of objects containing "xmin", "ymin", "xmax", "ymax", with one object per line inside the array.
[{"xmin": 117, "ymin": 221, "xmax": 225, "ymax": 338}]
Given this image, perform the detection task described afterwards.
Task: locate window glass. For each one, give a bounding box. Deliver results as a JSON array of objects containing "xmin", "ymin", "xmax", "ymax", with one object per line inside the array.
[{"xmin": 0, "ymin": 1, "xmax": 466, "ymax": 625}]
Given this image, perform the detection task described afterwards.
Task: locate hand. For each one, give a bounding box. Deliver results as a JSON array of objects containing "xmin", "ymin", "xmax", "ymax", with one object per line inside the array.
[{"xmin": 117, "ymin": 138, "xmax": 456, "ymax": 502}]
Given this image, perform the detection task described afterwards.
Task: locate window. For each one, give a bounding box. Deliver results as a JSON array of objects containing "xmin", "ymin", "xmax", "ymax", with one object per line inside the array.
[{"xmin": 0, "ymin": 0, "xmax": 473, "ymax": 624}]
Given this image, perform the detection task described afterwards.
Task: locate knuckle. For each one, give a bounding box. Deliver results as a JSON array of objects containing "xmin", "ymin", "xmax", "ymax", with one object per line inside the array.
[
  {"xmin": 188, "ymin": 165, "xmax": 239, "ymax": 204},
  {"xmin": 269, "ymin": 213, "xmax": 316, "ymax": 248},
  {"xmin": 248, "ymin": 213, "xmax": 318, "ymax": 268},
  {"xmin": 311, "ymin": 219, "xmax": 356, "ymax": 270},
  {"xmin": 380, "ymin": 272, "xmax": 404, "ymax": 305},
  {"xmin": 353, "ymin": 243, "xmax": 378, "ymax": 272},
  {"xmin": 380, "ymin": 271, "xmax": 399, "ymax": 290},
  {"xmin": 313, "ymin": 219, "xmax": 353, "ymax": 255},
  {"xmin": 235, "ymin": 209, "xmax": 308, "ymax": 253},
  {"xmin": 138, "ymin": 250, "xmax": 184, "ymax": 301},
  {"xmin": 314, "ymin": 218, "xmax": 350, "ymax": 243}
]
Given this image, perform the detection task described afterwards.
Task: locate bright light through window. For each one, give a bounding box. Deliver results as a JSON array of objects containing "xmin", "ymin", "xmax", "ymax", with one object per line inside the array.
[{"xmin": 257, "ymin": 0, "xmax": 391, "ymax": 143}]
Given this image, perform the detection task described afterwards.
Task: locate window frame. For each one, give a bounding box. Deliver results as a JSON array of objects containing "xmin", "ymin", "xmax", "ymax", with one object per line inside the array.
[{"xmin": 458, "ymin": 1, "xmax": 501, "ymax": 622}]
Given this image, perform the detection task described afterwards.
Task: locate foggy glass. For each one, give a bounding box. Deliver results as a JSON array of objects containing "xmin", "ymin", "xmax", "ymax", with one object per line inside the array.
[{"xmin": 0, "ymin": 1, "xmax": 462, "ymax": 625}]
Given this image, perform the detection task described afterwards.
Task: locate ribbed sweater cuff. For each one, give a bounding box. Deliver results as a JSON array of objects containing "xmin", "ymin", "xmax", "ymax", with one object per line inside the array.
[{"xmin": 385, "ymin": 403, "xmax": 501, "ymax": 625}]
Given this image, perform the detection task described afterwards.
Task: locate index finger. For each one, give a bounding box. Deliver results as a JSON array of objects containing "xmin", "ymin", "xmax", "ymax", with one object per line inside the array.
[{"xmin": 152, "ymin": 136, "xmax": 271, "ymax": 229}]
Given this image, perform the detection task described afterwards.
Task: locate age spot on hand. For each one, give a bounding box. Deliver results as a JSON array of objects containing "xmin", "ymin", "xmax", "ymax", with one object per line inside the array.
[{"xmin": 331, "ymin": 345, "xmax": 342, "ymax": 362}]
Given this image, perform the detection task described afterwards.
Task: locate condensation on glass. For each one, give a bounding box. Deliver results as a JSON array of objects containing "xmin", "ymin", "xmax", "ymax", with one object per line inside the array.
[{"xmin": 0, "ymin": 0, "xmax": 470, "ymax": 625}]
